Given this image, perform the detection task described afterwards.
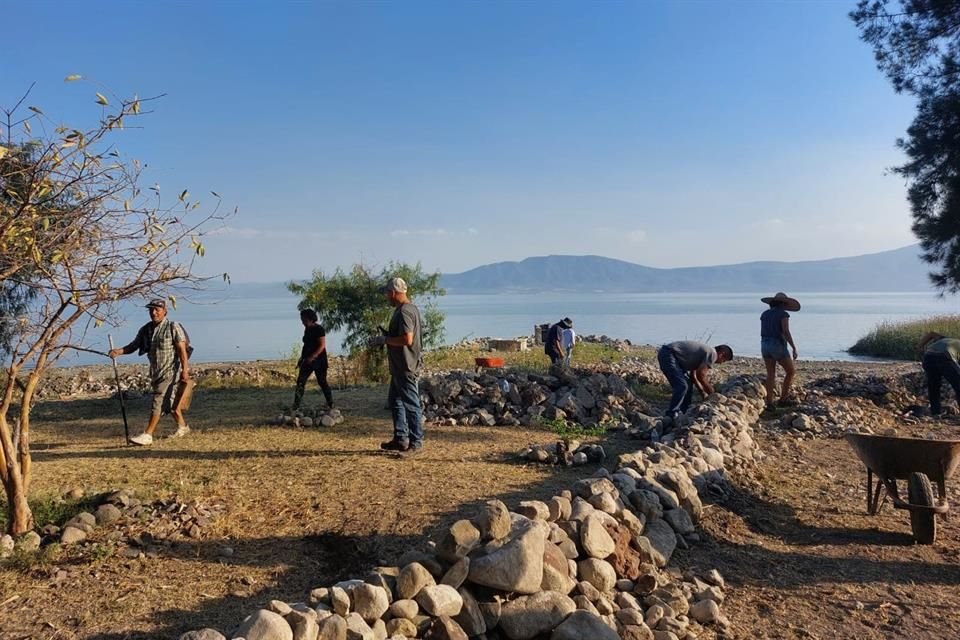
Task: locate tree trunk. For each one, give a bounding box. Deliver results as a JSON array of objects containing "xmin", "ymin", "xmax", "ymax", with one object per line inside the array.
[
  {"xmin": 0, "ymin": 372, "xmax": 34, "ymax": 535},
  {"xmin": 0, "ymin": 415, "xmax": 33, "ymax": 535},
  {"xmin": 19, "ymin": 370, "xmax": 40, "ymax": 492},
  {"xmin": 3, "ymin": 469, "xmax": 32, "ymax": 535}
]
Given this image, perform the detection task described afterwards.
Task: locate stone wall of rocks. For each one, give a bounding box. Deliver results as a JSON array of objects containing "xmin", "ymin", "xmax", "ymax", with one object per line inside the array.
[
  {"xmin": 420, "ymin": 365, "xmax": 663, "ymax": 428},
  {"xmin": 33, "ymin": 363, "xmax": 300, "ymax": 401},
  {"xmin": 805, "ymin": 369, "xmax": 925, "ymax": 411},
  {"xmin": 179, "ymin": 375, "xmax": 768, "ymax": 640},
  {"xmin": 578, "ymin": 335, "xmax": 636, "ymax": 351},
  {"xmin": 758, "ymin": 369, "xmax": 930, "ymax": 440}
]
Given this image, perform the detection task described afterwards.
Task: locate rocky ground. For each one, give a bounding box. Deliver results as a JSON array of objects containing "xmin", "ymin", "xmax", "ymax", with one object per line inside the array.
[{"xmin": 2, "ymin": 353, "xmax": 960, "ymax": 638}]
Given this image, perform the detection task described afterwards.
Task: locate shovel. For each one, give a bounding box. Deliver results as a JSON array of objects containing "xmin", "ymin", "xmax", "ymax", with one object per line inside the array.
[{"xmin": 108, "ymin": 335, "xmax": 131, "ymax": 445}]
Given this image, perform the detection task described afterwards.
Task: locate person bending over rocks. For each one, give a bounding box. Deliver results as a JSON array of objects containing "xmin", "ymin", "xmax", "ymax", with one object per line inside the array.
[
  {"xmin": 292, "ymin": 308, "xmax": 334, "ymax": 411},
  {"xmin": 545, "ymin": 317, "xmax": 572, "ymax": 365},
  {"xmin": 109, "ymin": 298, "xmax": 192, "ymax": 446},
  {"xmin": 919, "ymin": 332, "xmax": 960, "ymax": 416},
  {"xmin": 657, "ymin": 340, "xmax": 733, "ymax": 419},
  {"xmin": 760, "ymin": 292, "xmax": 800, "ymax": 408}
]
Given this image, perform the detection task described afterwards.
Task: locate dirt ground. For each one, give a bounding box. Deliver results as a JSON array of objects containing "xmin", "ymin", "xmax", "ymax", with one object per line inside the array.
[
  {"xmin": 4, "ymin": 361, "xmax": 960, "ymax": 639},
  {"xmin": 681, "ymin": 418, "xmax": 960, "ymax": 640}
]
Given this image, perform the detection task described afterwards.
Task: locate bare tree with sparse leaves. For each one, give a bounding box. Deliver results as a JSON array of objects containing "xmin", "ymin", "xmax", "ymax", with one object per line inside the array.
[{"xmin": 0, "ymin": 78, "xmax": 232, "ymax": 535}]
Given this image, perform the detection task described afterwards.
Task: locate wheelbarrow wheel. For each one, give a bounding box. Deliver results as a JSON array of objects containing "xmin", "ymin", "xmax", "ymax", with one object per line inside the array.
[{"xmin": 908, "ymin": 472, "xmax": 937, "ymax": 545}]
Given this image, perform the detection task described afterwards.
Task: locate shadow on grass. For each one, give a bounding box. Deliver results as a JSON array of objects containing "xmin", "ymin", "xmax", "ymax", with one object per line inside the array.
[{"xmin": 701, "ymin": 481, "xmax": 918, "ymax": 548}]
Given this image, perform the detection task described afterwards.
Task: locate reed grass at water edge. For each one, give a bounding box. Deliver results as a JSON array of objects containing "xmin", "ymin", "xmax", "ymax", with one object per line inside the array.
[{"xmin": 848, "ymin": 315, "xmax": 960, "ymax": 360}]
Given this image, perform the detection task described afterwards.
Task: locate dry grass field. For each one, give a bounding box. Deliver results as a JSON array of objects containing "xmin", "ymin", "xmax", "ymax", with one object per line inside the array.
[{"xmin": 0, "ymin": 377, "xmax": 633, "ymax": 639}]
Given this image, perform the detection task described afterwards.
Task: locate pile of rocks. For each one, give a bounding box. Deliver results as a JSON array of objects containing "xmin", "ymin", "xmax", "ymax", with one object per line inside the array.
[
  {"xmin": 180, "ymin": 376, "xmax": 770, "ymax": 640},
  {"xmin": 0, "ymin": 489, "xmax": 226, "ymax": 561},
  {"xmin": 806, "ymin": 370, "xmax": 925, "ymax": 411},
  {"xmin": 519, "ymin": 440, "xmax": 607, "ymax": 466},
  {"xmin": 33, "ymin": 369, "xmax": 153, "ymax": 400},
  {"xmin": 579, "ymin": 335, "xmax": 635, "ymax": 351},
  {"xmin": 420, "ymin": 366, "xmax": 662, "ymax": 428},
  {"xmin": 200, "ymin": 364, "xmax": 294, "ymax": 386},
  {"xmin": 271, "ymin": 408, "xmax": 346, "ymax": 428},
  {"xmin": 34, "ymin": 363, "xmax": 301, "ymax": 401},
  {"xmin": 767, "ymin": 392, "xmax": 898, "ymax": 439},
  {"xmin": 183, "ymin": 490, "xmax": 730, "ymax": 640}
]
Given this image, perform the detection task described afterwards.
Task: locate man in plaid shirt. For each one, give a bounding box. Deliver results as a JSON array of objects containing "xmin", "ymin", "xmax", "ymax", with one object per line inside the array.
[{"xmin": 109, "ymin": 298, "xmax": 192, "ymax": 445}]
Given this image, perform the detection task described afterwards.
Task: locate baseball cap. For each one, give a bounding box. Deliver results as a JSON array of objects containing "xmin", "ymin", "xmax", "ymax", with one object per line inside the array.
[
  {"xmin": 145, "ymin": 298, "xmax": 166, "ymax": 310},
  {"xmin": 384, "ymin": 277, "xmax": 408, "ymax": 293}
]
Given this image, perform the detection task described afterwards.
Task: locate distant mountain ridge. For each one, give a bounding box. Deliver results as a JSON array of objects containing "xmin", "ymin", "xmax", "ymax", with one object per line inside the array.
[{"xmin": 440, "ymin": 245, "xmax": 933, "ymax": 293}]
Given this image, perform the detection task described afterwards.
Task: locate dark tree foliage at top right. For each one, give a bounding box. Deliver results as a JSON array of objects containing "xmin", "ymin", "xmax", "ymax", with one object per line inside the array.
[{"xmin": 851, "ymin": 0, "xmax": 960, "ymax": 291}]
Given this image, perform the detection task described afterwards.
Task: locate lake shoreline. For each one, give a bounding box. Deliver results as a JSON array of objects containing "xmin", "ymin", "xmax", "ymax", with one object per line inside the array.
[{"xmin": 57, "ymin": 291, "xmax": 954, "ymax": 365}]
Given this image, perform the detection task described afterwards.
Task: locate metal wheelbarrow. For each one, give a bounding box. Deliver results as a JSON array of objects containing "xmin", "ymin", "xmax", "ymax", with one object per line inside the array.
[{"xmin": 845, "ymin": 432, "xmax": 960, "ymax": 544}]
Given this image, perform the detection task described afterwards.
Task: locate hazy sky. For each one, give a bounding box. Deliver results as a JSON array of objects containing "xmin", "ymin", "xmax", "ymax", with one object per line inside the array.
[{"xmin": 5, "ymin": 1, "xmax": 916, "ymax": 282}]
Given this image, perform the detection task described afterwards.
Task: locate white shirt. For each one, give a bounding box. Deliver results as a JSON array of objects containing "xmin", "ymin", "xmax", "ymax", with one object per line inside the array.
[{"xmin": 561, "ymin": 328, "xmax": 576, "ymax": 349}]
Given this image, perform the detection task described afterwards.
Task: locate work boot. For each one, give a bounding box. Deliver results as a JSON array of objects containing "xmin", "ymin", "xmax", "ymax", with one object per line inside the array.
[
  {"xmin": 380, "ymin": 438, "xmax": 409, "ymax": 452},
  {"xmin": 129, "ymin": 433, "xmax": 154, "ymax": 446},
  {"xmin": 399, "ymin": 443, "xmax": 423, "ymax": 457}
]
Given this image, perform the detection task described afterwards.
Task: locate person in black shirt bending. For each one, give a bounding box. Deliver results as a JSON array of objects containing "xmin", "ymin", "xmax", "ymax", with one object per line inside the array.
[{"xmin": 293, "ymin": 309, "xmax": 334, "ymax": 410}]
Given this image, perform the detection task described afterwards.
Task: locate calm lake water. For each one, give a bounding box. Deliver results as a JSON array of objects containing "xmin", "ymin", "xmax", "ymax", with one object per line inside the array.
[{"xmin": 62, "ymin": 290, "xmax": 957, "ymax": 366}]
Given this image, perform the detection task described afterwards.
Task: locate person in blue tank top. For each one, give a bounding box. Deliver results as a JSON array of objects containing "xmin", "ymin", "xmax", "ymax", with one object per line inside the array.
[{"xmin": 760, "ymin": 292, "xmax": 800, "ymax": 409}]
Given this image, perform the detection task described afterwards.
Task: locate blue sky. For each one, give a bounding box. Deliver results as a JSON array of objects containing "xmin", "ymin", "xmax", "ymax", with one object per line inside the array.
[{"xmin": 4, "ymin": 0, "xmax": 916, "ymax": 282}]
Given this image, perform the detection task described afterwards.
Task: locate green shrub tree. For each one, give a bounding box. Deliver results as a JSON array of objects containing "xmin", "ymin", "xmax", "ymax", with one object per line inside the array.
[
  {"xmin": 288, "ymin": 262, "xmax": 446, "ymax": 380},
  {"xmin": 851, "ymin": 1, "xmax": 960, "ymax": 291},
  {"xmin": 0, "ymin": 81, "xmax": 229, "ymax": 535}
]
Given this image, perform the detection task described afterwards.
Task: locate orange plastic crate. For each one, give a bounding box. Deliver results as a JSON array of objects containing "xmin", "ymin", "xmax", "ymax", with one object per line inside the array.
[{"xmin": 474, "ymin": 357, "xmax": 505, "ymax": 368}]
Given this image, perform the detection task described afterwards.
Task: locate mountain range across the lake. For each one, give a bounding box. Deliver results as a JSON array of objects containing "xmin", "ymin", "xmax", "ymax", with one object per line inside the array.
[
  {"xmin": 437, "ymin": 244, "xmax": 934, "ymax": 293},
  {"xmin": 224, "ymin": 244, "xmax": 936, "ymax": 295}
]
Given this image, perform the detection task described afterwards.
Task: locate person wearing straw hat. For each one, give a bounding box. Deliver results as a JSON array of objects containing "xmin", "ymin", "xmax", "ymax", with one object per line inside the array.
[
  {"xmin": 760, "ymin": 292, "xmax": 800, "ymax": 408},
  {"xmin": 108, "ymin": 298, "xmax": 192, "ymax": 445}
]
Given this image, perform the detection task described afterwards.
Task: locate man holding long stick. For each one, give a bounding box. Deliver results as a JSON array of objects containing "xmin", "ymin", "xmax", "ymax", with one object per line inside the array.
[{"xmin": 108, "ymin": 298, "xmax": 192, "ymax": 445}]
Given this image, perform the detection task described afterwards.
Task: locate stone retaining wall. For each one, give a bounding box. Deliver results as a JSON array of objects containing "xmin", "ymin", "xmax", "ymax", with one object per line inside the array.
[{"xmin": 420, "ymin": 364, "xmax": 663, "ymax": 428}]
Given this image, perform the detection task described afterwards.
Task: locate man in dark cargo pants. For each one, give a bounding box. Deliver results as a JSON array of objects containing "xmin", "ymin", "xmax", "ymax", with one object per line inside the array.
[
  {"xmin": 919, "ymin": 333, "xmax": 960, "ymax": 416},
  {"xmin": 657, "ymin": 340, "xmax": 733, "ymax": 419}
]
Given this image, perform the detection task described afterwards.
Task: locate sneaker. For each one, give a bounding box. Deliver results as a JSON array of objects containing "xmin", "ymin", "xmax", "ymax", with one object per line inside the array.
[
  {"xmin": 129, "ymin": 432, "xmax": 154, "ymax": 446},
  {"xmin": 171, "ymin": 425, "xmax": 191, "ymax": 438},
  {"xmin": 380, "ymin": 438, "xmax": 409, "ymax": 452}
]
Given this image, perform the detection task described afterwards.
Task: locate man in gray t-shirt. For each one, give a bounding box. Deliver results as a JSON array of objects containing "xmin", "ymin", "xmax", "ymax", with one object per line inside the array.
[
  {"xmin": 387, "ymin": 297, "xmax": 422, "ymax": 379},
  {"xmin": 371, "ymin": 277, "xmax": 424, "ymax": 454},
  {"xmin": 657, "ymin": 340, "xmax": 733, "ymax": 419}
]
